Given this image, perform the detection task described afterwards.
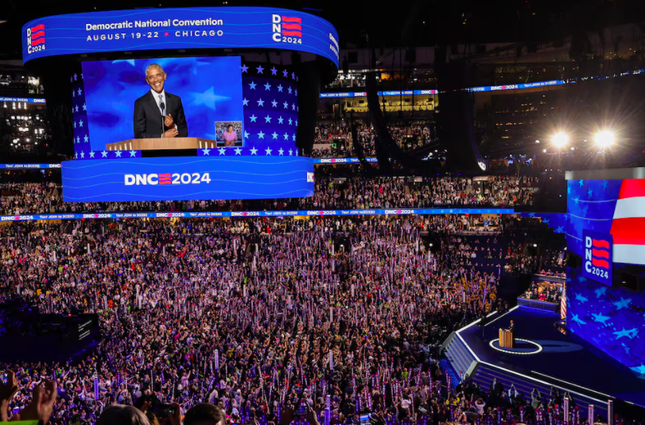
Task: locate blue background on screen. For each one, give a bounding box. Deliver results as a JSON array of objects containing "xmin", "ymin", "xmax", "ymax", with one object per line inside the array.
[{"xmin": 82, "ymin": 56, "xmax": 244, "ymax": 151}]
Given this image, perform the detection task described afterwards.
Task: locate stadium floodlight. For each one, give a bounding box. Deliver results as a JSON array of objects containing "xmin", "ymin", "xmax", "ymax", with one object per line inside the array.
[
  {"xmin": 593, "ymin": 130, "xmax": 616, "ymax": 149},
  {"xmin": 552, "ymin": 132, "xmax": 569, "ymax": 148}
]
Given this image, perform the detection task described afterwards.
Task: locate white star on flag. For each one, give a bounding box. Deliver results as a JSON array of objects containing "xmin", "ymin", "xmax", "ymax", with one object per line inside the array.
[
  {"xmin": 272, "ymin": 132, "xmax": 278, "ymax": 139},
  {"xmin": 288, "ymin": 87, "xmax": 292, "ymax": 94},
  {"xmin": 264, "ymin": 83, "xmax": 271, "ymax": 90},
  {"xmin": 256, "ymin": 65, "xmax": 264, "ymax": 74},
  {"xmin": 277, "ymin": 84, "xmax": 283, "ymax": 92},
  {"xmin": 80, "ymin": 151, "xmax": 85, "ymax": 158},
  {"xmin": 75, "ymin": 152, "xmax": 78, "ymax": 158},
  {"xmin": 82, "ymin": 103, "xmax": 87, "ymax": 111},
  {"xmin": 72, "ymin": 90, "xmax": 75, "ymax": 97},
  {"xmin": 295, "ymin": 90, "xmax": 298, "ymax": 96},
  {"xmin": 292, "ymin": 103, "xmax": 296, "ymax": 110},
  {"xmin": 218, "ymin": 148, "xmax": 226, "ymax": 155},
  {"xmin": 75, "ymin": 105, "xmax": 79, "ymax": 112},
  {"xmin": 250, "ymin": 115, "xmax": 257, "ymax": 122},
  {"xmin": 76, "ymin": 136, "xmax": 81, "ymax": 143},
  {"xmin": 257, "ymin": 99, "xmax": 264, "ymax": 107},
  {"xmin": 244, "ymin": 131, "xmax": 250, "ymax": 138},
  {"xmin": 115, "ymin": 151, "xmax": 122, "ymax": 157},
  {"xmin": 74, "ymin": 122, "xmax": 77, "ymax": 128},
  {"xmin": 292, "ymin": 134, "xmax": 296, "ymax": 141},
  {"xmin": 283, "ymin": 132, "xmax": 289, "ymax": 140},
  {"xmin": 271, "ymin": 100, "xmax": 278, "ymax": 107},
  {"xmin": 283, "ymin": 101, "xmax": 289, "ymax": 109},
  {"xmin": 241, "ymin": 64, "xmax": 249, "ymax": 73},
  {"xmin": 74, "ymin": 74, "xmax": 77, "ymax": 81},
  {"xmin": 129, "ymin": 150, "xmax": 137, "ymax": 157},
  {"xmin": 289, "ymin": 149, "xmax": 293, "ymax": 156},
  {"xmin": 89, "ymin": 151, "xmax": 95, "ymax": 158},
  {"xmin": 234, "ymin": 147, "xmax": 242, "ymax": 155},
  {"xmin": 243, "ymin": 98, "xmax": 249, "ymax": 106},
  {"xmin": 258, "ymin": 131, "xmax": 265, "ymax": 139},
  {"xmin": 249, "ymin": 81, "xmax": 257, "ymax": 89},
  {"xmin": 78, "ymin": 89, "xmax": 82, "ymax": 95},
  {"xmin": 271, "ymin": 67, "xmax": 277, "ymax": 75},
  {"xmin": 250, "ymin": 147, "xmax": 258, "ymax": 155},
  {"xmin": 101, "ymin": 151, "xmax": 108, "ymax": 158},
  {"xmin": 292, "ymin": 72, "xmax": 296, "ymax": 79},
  {"xmin": 278, "ymin": 117, "xmax": 284, "ymax": 124},
  {"xmin": 295, "ymin": 120, "xmax": 298, "ymax": 126},
  {"xmin": 278, "ymin": 148, "xmax": 284, "ymax": 156},
  {"xmin": 265, "ymin": 147, "xmax": 272, "ymax": 155},
  {"xmin": 84, "ymin": 135, "xmax": 89, "ymax": 142},
  {"xmin": 288, "ymin": 118, "xmax": 293, "ymax": 125},
  {"xmin": 202, "ymin": 148, "xmax": 211, "ymax": 155},
  {"xmin": 79, "ymin": 120, "xmax": 84, "ymax": 127},
  {"xmin": 283, "ymin": 70, "xmax": 288, "ymax": 77},
  {"xmin": 265, "ymin": 115, "xmax": 272, "ymax": 123}
]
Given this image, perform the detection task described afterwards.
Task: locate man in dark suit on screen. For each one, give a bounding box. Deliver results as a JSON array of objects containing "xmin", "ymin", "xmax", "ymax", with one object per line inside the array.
[{"xmin": 134, "ymin": 63, "xmax": 188, "ymax": 139}]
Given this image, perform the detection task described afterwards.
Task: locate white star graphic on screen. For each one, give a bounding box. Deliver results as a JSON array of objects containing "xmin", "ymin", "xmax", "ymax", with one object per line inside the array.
[
  {"xmin": 277, "ymin": 84, "xmax": 283, "ymax": 92},
  {"xmin": 283, "ymin": 101, "xmax": 289, "ymax": 109},
  {"xmin": 271, "ymin": 132, "xmax": 278, "ymax": 139},
  {"xmin": 292, "ymin": 72, "xmax": 296, "ymax": 79},
  {"xmin": 292, "ymin": 103, "xmax": 296, "ymax": 110},
  {"xmin": 288, "ymin": 118, "xmax": 293, "ymax": 125},
  {"xmin": 271, "ymin": 100, "xmax": 278, "ymax": 107},
  {"xmin": 249, "ymin": 81, "xmax": 257, "ymax": 89},
  {"xmin": 78, "ymin": 89, "xmax": 82, "ymax": 96},
  {"xmin": 264, "ymin": 83, "xmax": 271, "ymax": 91},
  {"xmin": 257, "ymin": 99, "xmax": 264, "ymax": 107},
  {"xmin": 292, "ymin": 134, "xmax": 296, "ymax": 141},
  {"xmin": 250, "ymin": 114, "xmax": 257, "ymax": 122},
  {"xmin": 295, "ymin": 90, "xmax": 298, "ymax": 96},
  {"xmin": 72, "ymin": 107, "xmax": 74, "ymax": 114},
  {"xmin": 89, "ymin": 151, "xmax": 95, "ymax": 158},
  {"xmin": 74, "ymin": 74, "xmax": 78, "ymax": 81},
  {"xmin": 75, "ymin": 152, "xmax": 78, "ymax": 158},
  {"xmin": 76, "ymin": 136, "xmax": 81, "ymax": 143},
  {"xmin": 283, "ymin": 70, "xmax": 288, "ymax": 77},
  {"xmin": 288, "ymin": 87, "xmax": 292, "ymax": 94},
  {"xmin": 129, "ymin": 150, "xmax": 137, "ymax": 157},
  {"xmin": 265, "ymin": 115, "xmax": 272, "ymax": 123},
  {"xmin": 84, "ymin": 135, "xmax": 89, "ymax": 143},
  {"xmin": 244, "ymin": 131, "xmax": 250, "ymax": 138},
  {"xmin": 218, "ymin": 148, "xmax": 226, "ymax": 155},
  {"xmin": 242, "ymin": 98, "xmax": 249, "ymax": 106},
  {"xmin": 81, "ymin": 73, "xmax": 83, "ymax": 79},
  {"xmin": 278, "ymin": 116, "xmax": 284, "ymax": 124},
  {"xmin": 115, "ymin": 151, "xmax": 122, "ymax": 157},
  {"xmin": 80, "ymin": 151, "xmax": 85, "ymax": 158},
  {"xmin": 283, "ymin": 132, "xmax": 289, "ymax": 140},
  {"xmin": 270, "ymin": 67, "xmax": 278, "ymax": 75},
  {"xmin": 75, "ymin": 105, "xmax": 79, "ymax": 112},
  {"xmin": 265, "ymin": 147, "xmax": 272, "ymax": 155},
  {"xmin": 234, "ymin": 147, "xmax": 242, "ymax": 155},
  {"xmin": 256, "ymin": 65, "xmax": 264, "ymax": 74},
  {"xmin": 73, "ymin": 121, "xmax": 77, "ymax": 128},
  {"xmin": 202, "ymin": 147, "xmax": 211, "ymax": 155},
  {"xmin": 241, "ymin": 64, "xmax": 249, "ymax": 73},
  {"xmin": 250, "ymin": 147, "xmax": 258, "ymax": 155},
  {"xmin": 288, "ymin": 149, "xmax": 293, "ymax": 156},
  {"xmin": 258, "ymin": 131, "xmax": 265, "ymax": 139},
  {"xmin": 72, "ymin": 90, "xmax": 75, "ymax": 97},
  {"xmin": 101, "ymin": 151, "xmax": 108, "ymax": 158},
  {"xmin": 278, "ymin": 148, "xmax": 284, "ymax": 156},
  {"xmin": 79, "ymin": 120, "xmax": 84, "ymax": 127},
  {"xmin": 295, "ymin": 120, "xmax": 298, "ymax": 126},
  {"xmin": 82, "ymin": 103, "xmax": 87, "ymax": 111}
]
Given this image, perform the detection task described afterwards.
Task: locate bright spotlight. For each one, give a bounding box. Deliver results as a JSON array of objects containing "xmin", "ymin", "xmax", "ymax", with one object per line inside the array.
[
  {"xmin": 552, "ymin": 132, "xmax": 569, "ymax": 148},
  {"xmin": 594, "ymin": 130, "xmax": 616, "ymax": 149}
]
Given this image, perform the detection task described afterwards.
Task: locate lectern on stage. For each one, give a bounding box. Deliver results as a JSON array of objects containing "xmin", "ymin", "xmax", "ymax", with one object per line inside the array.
[
  {"xmin": 499, "ymin": 328, "xmax": 514, "ymax": 348},
  {"xmin": 106, "ymin": 138, "xmax": 220, "ymax": 151}
]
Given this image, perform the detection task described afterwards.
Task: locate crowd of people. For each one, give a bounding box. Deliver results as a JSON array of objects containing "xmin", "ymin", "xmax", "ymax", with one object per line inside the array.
[
  {"xmin": 0, "ymin": 175, "xmax": 538, "ymax": 216},
  {"xmin": 0, "ymin": 214, "xmax": 585, "ymax": 425},
  {"xmin": 312, "ymin": 120, "xmax": 435, "ymax": 158}
]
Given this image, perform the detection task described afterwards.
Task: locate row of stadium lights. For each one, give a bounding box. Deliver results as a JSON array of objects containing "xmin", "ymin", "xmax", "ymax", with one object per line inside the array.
[{"xmin": 535, "ymin": 130, "xmax": 617, "ymax": 152}]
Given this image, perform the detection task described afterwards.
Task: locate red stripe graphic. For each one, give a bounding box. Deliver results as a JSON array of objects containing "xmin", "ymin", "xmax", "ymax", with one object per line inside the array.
[
  {"xmin": 31, "ymin": 24, "xmax": 45, "ymax": 32},
  {"xmin": 611, "ymin": 217, "xmax": 645, "ymax": 245},
  {"xmin": 31, "ymin": 38, "xmax": 46, "ymax": 46},
  {"xmin": 618, "ymin": 179, "xmax": 645, "ymax": 200},
  {"xmin": 592, "ymin": 258, "xmax": 610, "ymax": 269},
  {"xmin": 592, "ymin": 248, "xmax": 609, "ymax": 259},
  {"xmin": 31, "ymin": 31, "xmax": 45, "ymax": 40},
  {"xmin": 282, "ymin": 16, "xmax": 302, "ymax": 23},
  {"xmin": 282, "ymin": 23, "xmax": 302, "ymax": 30},
  {"xmin": 159, "ymin": 173, "xmax": 171, "ymax": 185},
  {"xmin": 592, "ymin": 239, "xmax": 610, "ymax": 249},
  {"xmin": 282, "ymin": 30, "xmax": 302, "ymax": 37}
]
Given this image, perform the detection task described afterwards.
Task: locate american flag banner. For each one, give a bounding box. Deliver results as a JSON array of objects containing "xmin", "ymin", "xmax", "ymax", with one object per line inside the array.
[{"xmin": 610, "ymin": 179, "xmax": 645, "ymax": 265}]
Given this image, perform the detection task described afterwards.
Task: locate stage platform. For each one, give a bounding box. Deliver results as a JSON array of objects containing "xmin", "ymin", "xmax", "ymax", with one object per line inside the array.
[{"xmin": 443, "ymin": 305, "xmax": 645, "ymax": 418}]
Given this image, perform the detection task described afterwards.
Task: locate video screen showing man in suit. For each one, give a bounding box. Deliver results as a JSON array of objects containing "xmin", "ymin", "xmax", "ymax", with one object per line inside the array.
[{"xmin": 134, "ymin": 63, "xmax": 189, "ymax": 139}]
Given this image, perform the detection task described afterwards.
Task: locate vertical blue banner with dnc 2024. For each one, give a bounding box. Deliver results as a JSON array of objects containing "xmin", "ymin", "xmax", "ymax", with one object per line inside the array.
[{"xmin": 22, "ymin": 7, "xmax": 339, "ymax": 67}]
